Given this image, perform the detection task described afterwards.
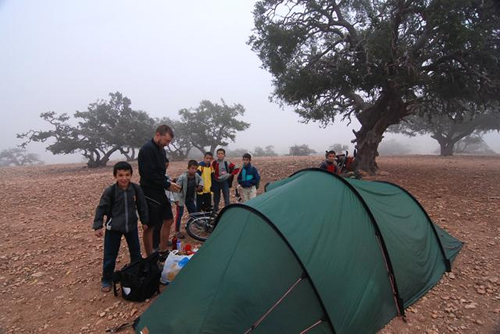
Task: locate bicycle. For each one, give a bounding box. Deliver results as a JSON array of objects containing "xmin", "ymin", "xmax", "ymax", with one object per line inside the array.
[{"xmin": 185, "ymin": 211, "xmax": 218, "ymax": 242}]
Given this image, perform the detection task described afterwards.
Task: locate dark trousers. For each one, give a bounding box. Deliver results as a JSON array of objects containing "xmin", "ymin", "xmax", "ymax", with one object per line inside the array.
[
  {"xmin": 153, "ymin": 220, "xmax": 162, "ymax": 251},
  {"xmin": 213, "ymin": 180, "xmax": 230, "ymax": 212},
  {"xmin": 175, "ymin": 198, "xmax": 197, "ymax": 232},
  {"xmin": 102, "ymin": 229, "xmax": 141, "ymax": 284},
  {"xmin": 196, "ymin": 193, "xmax": 212, "ymax": 212}
]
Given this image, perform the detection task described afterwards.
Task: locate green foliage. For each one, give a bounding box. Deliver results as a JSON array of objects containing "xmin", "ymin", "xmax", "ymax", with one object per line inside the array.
[
  {"xmin": 390, "ymin": 101, "xmax": 500, "ymax": 156},
  {"xmin": 18, "ymin": 92, "xmax": 155, "ymax": 167},
  {"xmin": 288, "ymin": 144, "xmax": 316, "ymax": 156},
  {"xmin": 250, "ymin": 0, "xmax": 500, "ymax": 172},
  {"xmin": 179, "ymin": 100, "xmax": 250, "ymax": 154},
  {"xmin": 0, "ymin": 148, "xmax": 44, "ymax": 167},
  {"xmin": 455, "ymin": 135, "xmax": 496, "ymax": 155}
]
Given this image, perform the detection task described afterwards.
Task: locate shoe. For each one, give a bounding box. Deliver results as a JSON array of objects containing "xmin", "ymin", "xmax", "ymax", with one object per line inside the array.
[
  {"xmin": 101, "ymin": 281, "xmax": 112, "ymax": 293},
  {"xmin": 176, "ymin": 232, "xmax": 186, "ymax": 239}
]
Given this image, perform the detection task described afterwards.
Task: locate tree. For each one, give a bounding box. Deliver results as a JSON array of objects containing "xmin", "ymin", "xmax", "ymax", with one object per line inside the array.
[
  {"xmin": 117, "ymin": 110, "xmax": 156, "ymax": 161},
  {"xmin": 179, "ymin": 100, "xmax": 250, "ymax": 154},
  {"xmin": 18, "ymin": 92, "xmax": 154, "ymax": 167},
  {"xmin": 289, "ymin": 144, "xmax": 316, "ymax": 156},
  {"xmin": 264, "ymin": 145, "xmax": 278, "ymax": 156},
  {"xmin": 455, "ymin": 135, "xmax": 496, "ymax": 155},
  {"xmin": 0, "ymin": 148, "xmax": 44, "ymax": 167},
  {"xmin": 329, "ymin": 143, "xmax": 349, "ymax": 154},
  {"xmin": 390, "ymin": 101, "xmax": 500, "ymax": 156},
  {"xmin": 249, "ymin": 0, "xmax": 500, "ymax": 173},
  {"xmin": 253, "ymin": 146, "xmax": 266, "ymax": 157},
  {"xmin": 254, "ymin": 145, "xmax": 278, "ymax": 157}
]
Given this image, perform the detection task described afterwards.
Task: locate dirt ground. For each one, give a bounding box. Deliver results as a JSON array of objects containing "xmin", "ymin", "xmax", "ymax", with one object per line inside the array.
[{"xmin": 0, "ymin": 155, "xmax": 499, "ymax": 334}]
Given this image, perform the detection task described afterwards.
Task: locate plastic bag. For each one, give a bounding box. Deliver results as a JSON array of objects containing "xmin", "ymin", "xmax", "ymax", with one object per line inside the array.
[{"xmin": 160, "ymin": 250, "xmax": 193, "ymax": 284}]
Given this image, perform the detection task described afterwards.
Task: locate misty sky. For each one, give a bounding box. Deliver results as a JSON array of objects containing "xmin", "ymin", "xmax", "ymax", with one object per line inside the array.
[{"xmin": 1, "ymin": 0, "xmax": 498, "ymax": 163}]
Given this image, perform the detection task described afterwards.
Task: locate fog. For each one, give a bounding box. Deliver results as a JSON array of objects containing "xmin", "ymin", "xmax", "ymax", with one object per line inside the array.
[{"xmin": 1, "ymin": 1, "xmax": 498, "ymax": 164}]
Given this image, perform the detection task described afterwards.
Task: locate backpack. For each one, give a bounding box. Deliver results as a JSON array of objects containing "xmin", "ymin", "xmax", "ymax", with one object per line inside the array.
[{"xmin": 112, "ymin": 252, "xmax": 162, "ymax": 302}]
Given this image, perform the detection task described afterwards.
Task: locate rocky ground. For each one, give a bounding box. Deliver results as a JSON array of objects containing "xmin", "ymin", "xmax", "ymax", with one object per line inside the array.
[{"xmin": 0, "ymin": 155, "xmax": 499, "ymax": 334}]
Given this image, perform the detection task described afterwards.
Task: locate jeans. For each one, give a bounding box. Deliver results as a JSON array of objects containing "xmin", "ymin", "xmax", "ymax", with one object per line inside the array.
[
  {"xmin": 175, "ymin": 198, "xmax": 197, "ymax": 232},
  {"xmin": 213, "ymin": 180, "xmax": 230, "ymax": 212},
  {"xmin": 102, "ymin": 228, "xmax": 142, "ymax": 285}
]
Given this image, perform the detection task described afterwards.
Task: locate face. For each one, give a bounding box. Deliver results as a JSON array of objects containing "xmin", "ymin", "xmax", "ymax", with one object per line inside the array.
[
  {"xmin": 188, "ymin": 165, "xmax": 198, "ymax": 175},
  {"xmin": 115, "ymin": 169, "xmax": 132, "ymax": 189},
  {"xmin": 243, "ymin": 157, "xmax": 251, "ymax": 166},
  {"xmin": 204, "ymin": 155, "xmax": 213, "ymax": 165},
  {"xmin": 327, "ymin": 153, "xmax": 336, "ymax": 163},
  {"xmin": 155, "ymin": 132, "xmax": 173, "ymax": 148},
  {"xmin": 217, "ymin": 151, "xmax": 225, "ymax": 160}
]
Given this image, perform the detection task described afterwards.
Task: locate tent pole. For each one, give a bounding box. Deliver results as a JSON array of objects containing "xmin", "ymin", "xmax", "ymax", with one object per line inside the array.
[
  {"xmin": 244, "ymin": 275, "xmax": 304, "ymax": 334},
  {"xmin": 300, "ymin": 319, "xmax": 325, "ymax": 334}
]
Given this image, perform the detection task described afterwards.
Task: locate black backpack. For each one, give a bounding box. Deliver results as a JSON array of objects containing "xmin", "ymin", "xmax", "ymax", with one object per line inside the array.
[{"xmin": 112, "ymin": 252, "xmax": 162, "ymax": 302}]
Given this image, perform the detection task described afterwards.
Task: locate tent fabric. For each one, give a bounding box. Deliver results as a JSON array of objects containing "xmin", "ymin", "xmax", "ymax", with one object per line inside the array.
[{"xmin": 134, "ymin": 168, "xmax": 463, "ymax": 334}]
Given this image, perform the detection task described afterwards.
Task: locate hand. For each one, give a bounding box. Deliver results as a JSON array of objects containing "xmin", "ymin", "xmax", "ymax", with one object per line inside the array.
[
  {"xmin": 169, "ymin": 183, "xmax": 181, "ymax": 192},
  {"xmin": 197, "ymin": 185, "xmax": 203, "ymax": 192},
  {"xmin": 142, "ymin": 224, "xmax": 148, "ymax": 231},
  {"xmin": 94, "ymin": 229, "xmax": 104, "ymax": 237}
]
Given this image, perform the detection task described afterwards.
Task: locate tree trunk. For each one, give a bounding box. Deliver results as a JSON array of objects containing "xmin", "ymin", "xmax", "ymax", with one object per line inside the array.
[
  {"xmin": 354, "ymin": 89, "xmax": 409, "ymax": 175},
  {"xmin": 86, "ymin": 147, "xmax": 119, "ymax": 168},
  {"xmin": 439, "ymin": 142, "xmax": 455, "ymax": 156}
]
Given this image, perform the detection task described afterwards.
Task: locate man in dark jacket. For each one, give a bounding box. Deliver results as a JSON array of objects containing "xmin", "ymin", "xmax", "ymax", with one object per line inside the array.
[{"xmin": 138, "ymin": 125, "xmax": 181, "ymax": 256}]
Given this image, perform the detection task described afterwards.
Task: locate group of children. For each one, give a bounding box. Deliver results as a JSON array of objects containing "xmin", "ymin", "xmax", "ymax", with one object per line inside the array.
[
  {"xmin": 93, "ymin": 149, "xmax": 260, "ymax": 291},
  {"xmin": 169, "ymin": 148, "xmax": 261, "ymax": 238}
]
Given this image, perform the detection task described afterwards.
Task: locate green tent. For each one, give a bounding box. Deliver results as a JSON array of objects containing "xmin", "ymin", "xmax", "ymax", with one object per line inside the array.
[{"xmin": 134, "ymin": 168, "xmax": 463, "ymax": 334}]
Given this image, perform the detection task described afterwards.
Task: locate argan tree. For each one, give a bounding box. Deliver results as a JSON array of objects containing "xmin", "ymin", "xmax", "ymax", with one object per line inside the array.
[
  {"xmin": 179, "ymin": 100, "xmax": 250, "ymax": 154},
  {"xmin": 19, "ymin": 92, "xmax": 154, "ymax": 167},
  {"xmin": 0, "ymin": 148, "xmax": 44, "ymax": 167},
  {"xmin": 391, "ymin": 101, "xmax": 500, "ymax": 156},
  {"xmin": 249, "ymin": 0, "xmax": 500, "ymax": 173}
]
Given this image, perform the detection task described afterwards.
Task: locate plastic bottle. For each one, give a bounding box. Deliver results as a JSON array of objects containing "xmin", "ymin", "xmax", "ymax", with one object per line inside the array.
[
  {"xmin": 176, "ymin": 239, "xmax": 182, "ymax": 252},
  {"xmin": 172, "ymin": 236, "xmax": 178, "ymax": 250}
]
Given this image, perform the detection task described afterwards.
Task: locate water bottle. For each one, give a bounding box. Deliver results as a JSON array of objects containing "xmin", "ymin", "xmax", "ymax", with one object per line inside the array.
[{"xmin": 176, "ymin": 239, "xmax": 182, "ymax": 252}]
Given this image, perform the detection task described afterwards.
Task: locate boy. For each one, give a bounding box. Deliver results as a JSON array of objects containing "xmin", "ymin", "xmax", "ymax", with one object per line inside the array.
[
  {"xmin": 174, "ymin": 160, "xmax": 204, "ymax": 238},
  {"xmin": 93, "ymin": 161, "xmax": 148, "ymax": 292},
  {"xmin": 197, "ymin": 152, "xmax": 214, "ymax": 212},
  {"xmin": 211, "ymin": 148, "xmax": 239, "ymax": 212},
  {"xmin": 319, "ymin": 150, "xmax": 338, "ymax": 174},
  {"xmin": 237, "ymin": 153, "xmax": 261, "ymax": 202}
]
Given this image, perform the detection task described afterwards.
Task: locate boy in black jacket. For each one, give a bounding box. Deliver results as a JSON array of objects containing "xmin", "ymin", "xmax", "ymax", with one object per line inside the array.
[{"xmin": 93, "ymin": 162, "xmax": 149, "ymax": 292}]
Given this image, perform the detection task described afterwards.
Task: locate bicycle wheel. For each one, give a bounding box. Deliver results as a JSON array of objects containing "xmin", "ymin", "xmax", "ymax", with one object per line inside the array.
[{"xmin": 186, "ymin": 215, "xmax": 215, "ymax": 242}]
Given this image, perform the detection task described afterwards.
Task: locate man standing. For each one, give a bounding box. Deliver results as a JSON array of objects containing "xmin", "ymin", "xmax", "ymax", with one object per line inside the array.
[{"xmin": 138, "ymin": 125, "xmax": 181, "ymax": 256}]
